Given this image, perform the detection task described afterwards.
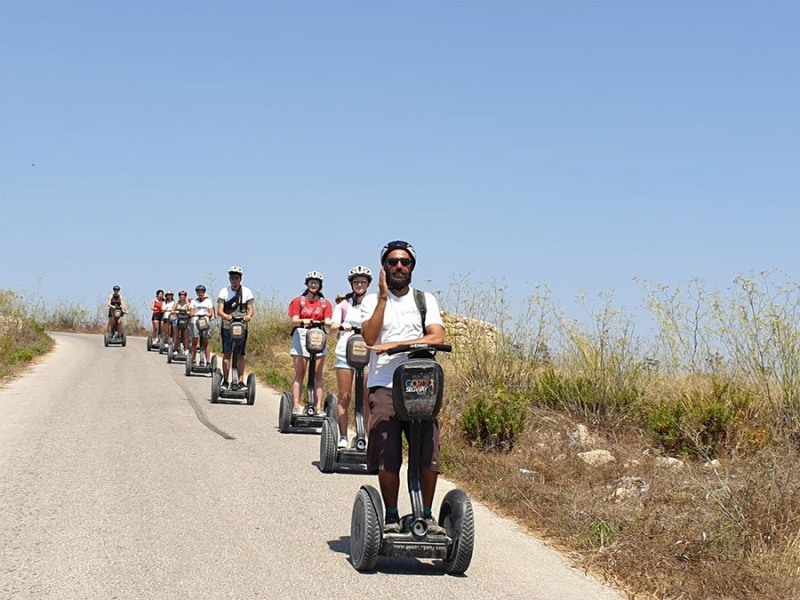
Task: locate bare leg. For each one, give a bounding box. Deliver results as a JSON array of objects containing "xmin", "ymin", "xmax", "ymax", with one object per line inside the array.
[
  {"xmin": 378, "ymin": 470, "xmax": 401, "ymax": 510},
  {"xmin": 336, "ymin": 367, "xmax": 353, "ymax": 438},
  {"xmin": 291, "ymin": 356, "xmax": 307, "ymax": 406},
  {"xmin": 314, "ymin": 356, "xmax": 326, "ymax": 410}
]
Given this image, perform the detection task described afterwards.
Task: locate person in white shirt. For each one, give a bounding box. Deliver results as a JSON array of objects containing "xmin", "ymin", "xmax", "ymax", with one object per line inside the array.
[
  {"xmin": 361, "ymin": 240, "xmax": 446, "ymax": 535},
  {"xmin": 159, "ymin": 291, "xmax": 176, "ymax": 345},
  {"xmin": 189, "ymin": 284, "xmax": 216, "ymax": 366},
  {"xmin": 330, "ymin": 265, "xmax": 373, "ymax": 449},
  {"xmin": 216, "ymin": 265, "xmax": 255, "ymax": 390}
]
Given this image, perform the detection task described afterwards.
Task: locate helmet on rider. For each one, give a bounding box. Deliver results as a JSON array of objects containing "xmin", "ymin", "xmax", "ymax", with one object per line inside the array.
[
  {"xmin": 195, "ymin": 284, "xmax": 206, "ymax": 292},
  {"xmin": 305, "ymin": 270, "xmax": 324, "ymax": 284},
  {"xmin": 179, "ymin": 290, "xmax": 188, "ymax": 296},
  {"xmin": 380, "ymin": 240, "xmax": 416, "ymax": 266},
  {"xmin": 113, "ymin": 285, "xmax": 120, "ymax": 291},
  {"xmin": 228, "ymin": 265, "xmax": 243, "ymax": 276},
  {"xmin": 165, "ymin": 290, "xmax": 174, "ymax": 296},
  {"xmin": 347, "ymin": 265, "xmax": 373, "ymax": 282}
]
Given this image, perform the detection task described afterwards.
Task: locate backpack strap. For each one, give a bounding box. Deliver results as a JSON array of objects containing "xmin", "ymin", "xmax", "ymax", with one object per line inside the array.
[{"xmin": 413, "ymin": 288, "xmax": 427, "ymax": 332}]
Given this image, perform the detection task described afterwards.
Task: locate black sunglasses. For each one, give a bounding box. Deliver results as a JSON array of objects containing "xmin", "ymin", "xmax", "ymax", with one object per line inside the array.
[{"xmin": 386, "ymin": 257, "xmax": 412, "ymax": 267}]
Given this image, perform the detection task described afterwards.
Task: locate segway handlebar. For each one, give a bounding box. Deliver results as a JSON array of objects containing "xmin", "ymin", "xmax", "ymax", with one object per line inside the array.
[{"xmin": 387, "ymin": 343, "xmax": 452, "ymax": 356}]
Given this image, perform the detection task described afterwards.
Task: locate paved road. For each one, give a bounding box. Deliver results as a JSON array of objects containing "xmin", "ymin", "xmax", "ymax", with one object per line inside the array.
[{"xmin": 1, "ymin": 332, "xmax": 623, "ymax": 599}]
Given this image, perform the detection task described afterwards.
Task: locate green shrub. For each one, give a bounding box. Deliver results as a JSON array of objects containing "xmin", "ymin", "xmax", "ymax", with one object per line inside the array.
[
  {"xmin": 532, "ymin": 368, "xmax": 643, "ymax": 423},
  {"xmin": 646, "ymin": 402, "xmax": 687, "ymax": 455},
  {"xmin": 461, "ymin": 388, "xmax": 527, "ymax": 451}
]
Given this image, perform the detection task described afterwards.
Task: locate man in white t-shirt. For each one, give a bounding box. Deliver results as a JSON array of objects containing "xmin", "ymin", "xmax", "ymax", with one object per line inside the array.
[
  {"xmin": 216, "ymin": 265, "xmax": 255, "ymax": 390},
  {"xmin": 190, "ymin": 284, "xmax": 216, "ymax": 366},
  {"xmin": 361, "ymin": 240, "xmax": 446, "ymax": 535}
]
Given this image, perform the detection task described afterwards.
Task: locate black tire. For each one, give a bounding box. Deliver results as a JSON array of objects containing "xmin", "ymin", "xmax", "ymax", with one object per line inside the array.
[
  {"xmin": 278, "ymin": 392, "xmax": 292, "ymax": 433},
  {"xmin": 103, "ymin": 333, "xmax": 109, "ymax": 347},
  {"xmin": 246, "ymin": 373, "xmax": 256, "ymax": 405},
  {"xmin": 211, "ymin": 369, "xmax": 221, "ymax": 403},
  {"xmin": 351, "ymin": 487, "xmax": 382, "ymax": 571},
  {"xmin": 121, "ymin": 333, "xmax": 126, "ymax": 347},
  {"xmin": 325, "ymin": 393, "xmax": 338, "ymax": 419},
  {"xmin": 167, "ymin": 341, "xmax": 174, "ymax": 364},
  {"xmin": 319, "ymin": 417, "xmax": 337, "ymax": 473},
  {"xmin": 210, "ymin": 354, "xmax": 218, "ymax": 371},
  {"xmin": 440, "ymin": 489, "xmax": 475, "ymax": 574},
  {"xmin": 146, "ymin": 336, "xmax": 152, "ymax": 351},
  {"xmin": 185, "ymin": 357, "xmax": 192, "ymax": 377}
]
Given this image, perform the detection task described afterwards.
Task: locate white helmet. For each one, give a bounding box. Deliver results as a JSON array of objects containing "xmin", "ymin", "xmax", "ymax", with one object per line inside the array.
[
  {"xmin": 347, "ymin": 265, "xmax": 373, "ymax": 282},
  {"xmin": 228, "ymin": 265, "xmax": 243, "ymax": 275},
  {"xmin": 305, "ymin": 270, "xmax": 324, "ymax": 283}
]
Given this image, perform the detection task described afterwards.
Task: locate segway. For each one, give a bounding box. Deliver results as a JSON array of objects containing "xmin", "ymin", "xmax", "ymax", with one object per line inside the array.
[
  {"xmin": 104, "ymin": 308, "xmax": 127, "ymax": 347},
  {"xmin": 210, "ymin": 317, "xmax": 255, "ymax": 405},
  {"xmin": 319, "ymin": 328, "xmax": 369, "ymax": 472},
  {"xmin": 167, "ymin": 309, "xmax": 190, "ymax": 364},
  {"xmin": 185, "ymin": 316, "xmax": 217, "ymax": 376},
  {"xmin": 278, "ymin": 321, "xmax": 337, "ymax": 433},
  {"xmin": 186, "ymin": 353, "xmax": 217, "ymax": 377},
  {"xmin": 350, "ymin": 343, "xmax": 474, "ymax": 574},
  {"xmin": 146, "ymin": 334, "xmax": 161, "ymax": 352},
  {"xmin": 159, "ymin": 320, "xmax": 171, "ymax": 355}
]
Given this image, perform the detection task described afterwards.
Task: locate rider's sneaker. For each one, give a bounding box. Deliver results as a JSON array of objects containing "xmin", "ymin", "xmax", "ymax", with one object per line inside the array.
[
  {"xmin": 292, "ymin": 405, "xmax": 303, "ymax": 415},
  {"xmin": 425, "ymin": 517, "xmax": 446, "ymax": 536},
  {"xmin": 338, "ymin": 436, "xmax": 349, "ymax": 449},
  {"xmin": 383, "ymin": 519, "xmax": 402, "ymax": 534},
  {"xmin": 221, "ymin": 381, "xmax": 229, "ymax": 390},
  {"xmin": 315, "ymin": 408, "xmax": 327, "ymax": 417}
]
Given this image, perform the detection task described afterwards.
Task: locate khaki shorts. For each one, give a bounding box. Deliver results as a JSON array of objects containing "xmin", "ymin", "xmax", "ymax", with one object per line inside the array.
[{"xmin": 367, "ymin": 386, "xmax": 440, "ymax": 475}]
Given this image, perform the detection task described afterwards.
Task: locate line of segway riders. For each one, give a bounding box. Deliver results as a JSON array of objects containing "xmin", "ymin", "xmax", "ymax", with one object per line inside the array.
[{"xmin": 108, "ymin": 245, "xmax": 475, "ymax": 573}]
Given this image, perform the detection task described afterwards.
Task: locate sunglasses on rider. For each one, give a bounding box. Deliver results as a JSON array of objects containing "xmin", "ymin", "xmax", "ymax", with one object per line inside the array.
[{"xmin": 386, "ymin": 257, "xmax": 412, "ymax": 267}]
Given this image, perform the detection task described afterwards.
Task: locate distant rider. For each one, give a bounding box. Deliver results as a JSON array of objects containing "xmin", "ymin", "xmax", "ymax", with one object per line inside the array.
[
  {"xmin": 107, "ymin": 285, "xmax": 128, "ymax": 336},
  {"xmin": 288, "ymin": 271, "xmax": 332, "ymax": 415},
  {"xmin": 216, "ymin": 266, "xmax": 255, "ymax": 390},
  {"xmin": 190, "ymin": 285, "xmax": 215, "ymax": 366},
  {"xmin": 330, "ymin": 265, "xmax": 373, "ymax": 449}
]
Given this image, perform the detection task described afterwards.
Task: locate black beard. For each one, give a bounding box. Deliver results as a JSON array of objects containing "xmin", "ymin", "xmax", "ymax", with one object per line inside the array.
[{"xmin": 387, "ymin": 270, "xmax": 412, "ymax": 291}]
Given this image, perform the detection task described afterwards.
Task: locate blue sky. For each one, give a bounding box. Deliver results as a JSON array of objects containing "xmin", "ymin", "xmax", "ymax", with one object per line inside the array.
[{"xmin": 1, "ymin": 0, "xmax": 798, "ymax": 330}]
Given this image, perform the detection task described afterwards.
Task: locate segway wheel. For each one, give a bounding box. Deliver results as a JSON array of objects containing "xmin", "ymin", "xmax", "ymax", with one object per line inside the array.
[
  {"xmin": 278, "ymin": 392, "xmax": 292, "ymax": 433},
  {"xmin": 167, "ymin": 341, "xmax": 174, "ymax": 363},
  {"xmin": 246, "ymin": 373, "xmax": 256, "ymax": 405},
  {"xmin": 121, "ymin": 333, "xmax": 127, "ymax": 347},
  {"xmin": 324, "ymin": 393, "xmax": 338, "ymax": 419},
  {"xmin": 146, "ymin": 336, "xmax": 152, "ymax": 351},
  {"xmin": 319, "ymin": 417, "xmax": 337, "ymax": 473},
  {"xmin": 351, "ymin": 487, "xmax": 382, "ymax": 571},
  {"xmin": 210, "ymin": 355, "xmax": 218, "ymax": 371},
  {"xmin": 211, "ymin": 369, "xmax": 222, "ymax": 403},
  {"xmin": 185, "ymin": 357, "xmax": 192, "ymax": 377},
  {"xmin": 103, "ymin": 333, "xmax": 109, "ymax": 347},
  {"xmin": 440, "ymin": 489, "xmax": 475, "ymax": 575}
]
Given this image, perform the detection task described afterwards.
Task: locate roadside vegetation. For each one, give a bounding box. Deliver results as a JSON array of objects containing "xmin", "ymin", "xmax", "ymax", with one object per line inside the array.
[
  {"xmin": 4, "ymin": 271, "xmax": 798, "ymax": 599},
  {"xmin": 0, "ymin": 290, "xmax": 54, "ymax": 379}
]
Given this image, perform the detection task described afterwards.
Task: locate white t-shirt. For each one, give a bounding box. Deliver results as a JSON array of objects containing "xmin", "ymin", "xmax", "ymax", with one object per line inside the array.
[
  {"xmin": 217, "ymin": 285, "xmax": 255, "ymax": 329},
  {"xmin": 332, "ymin": 297, "xmax": 366, "ymax": 360},
  {"xmin": 360, "ymin": 287, "xmax": 444, "ymax": 388},
  {"xmin": 162, "ymin": 300, "xmax": 176, "ymax": 319},
  {"xmin": 190, "ymin": 296, "xmax": 214, "ymax": 320}
]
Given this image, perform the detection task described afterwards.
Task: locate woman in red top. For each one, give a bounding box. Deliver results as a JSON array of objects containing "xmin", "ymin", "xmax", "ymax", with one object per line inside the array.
[
  {"xmin": 150, "ymin": 289, "xmax": 164, "ymax": 341},
  {"xmin": 288, "ymin": 271, "xmax": 333, "ymax": 415}
]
